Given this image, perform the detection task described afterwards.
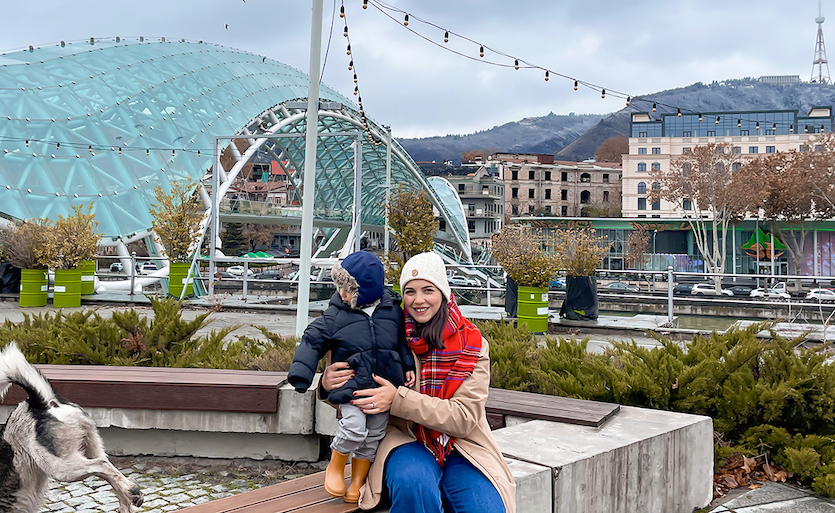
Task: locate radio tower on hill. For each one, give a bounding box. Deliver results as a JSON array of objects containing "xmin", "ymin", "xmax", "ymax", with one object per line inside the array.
[{"xmin": 812, "ymin": 0, "xmax": 831, "ymax": 84}]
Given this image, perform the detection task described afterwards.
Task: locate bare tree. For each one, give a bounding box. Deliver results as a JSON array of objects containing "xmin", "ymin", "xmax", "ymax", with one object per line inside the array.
[
  {"xmin": 594, "ymin": 136, "xmax": 628, "ymax": 164},
  {"xmin": 625, "ymin": 225, "xmax": 650, "ymax": 270},
  {"xmin": 650, "ymin": 143, "xmax": 747, "ymax": 290},
  {"xmin": 737, "ymin": 137, "xmax": 835, "ymax": 289}
]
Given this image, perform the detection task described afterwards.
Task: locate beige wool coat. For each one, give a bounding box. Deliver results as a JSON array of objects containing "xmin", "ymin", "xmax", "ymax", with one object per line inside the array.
[{"xmin": 355, "ymin": 338, "xmax": 516, "ymax": 512}]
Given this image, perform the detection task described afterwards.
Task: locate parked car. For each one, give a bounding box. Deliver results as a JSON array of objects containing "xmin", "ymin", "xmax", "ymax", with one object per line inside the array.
[
  {"xmin": 449, "ymin": 276, "xmax": 479, "ymax": 287},
  {"xmin": 255, "ymin": 270, "xmax": 283, "ymax": 280},
  {"xmin": 550, "ymin": 277, "xmax": 565, "ymax": 290},
  {"xmin": 227, "ymin": 265, "xmax": 255, "ymax": 277},
  {"xmin": 727, "ymin": 284, "xmax": 755, "ymax": 297},
  {"xmin": 672, "ymin": 283, "xmax": 694, "ymax": 296},
  {"xmin": 807, "ymin": 288, "xmax": 835, "ymax": 302},
  {"xmin": 601, "ymin": 281, "xmax": 639, "ymax": 293},
  {"xmin": 139, "ymin": 262, "xmax": 158, "ymax": 275},
  {"xmin": 750, "ymin": 286, "xmax": 791, "ymax": 301},
  {"xmin": 109, "ymin": 262, "xmax": 124, "ymax": 273},
  {"xmin": 691, "ymin": 283, "xmax": 733, "ymax": 296}
]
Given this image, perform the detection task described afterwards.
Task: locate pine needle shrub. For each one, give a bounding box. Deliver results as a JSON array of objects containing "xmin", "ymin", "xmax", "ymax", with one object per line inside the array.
[{"xmin": 235, "ymin": 326, "xmax": 300, "ymax": 372}]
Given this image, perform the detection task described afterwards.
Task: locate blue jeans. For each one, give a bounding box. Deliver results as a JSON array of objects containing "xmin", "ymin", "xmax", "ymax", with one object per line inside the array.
[{"xmin": 384, "ymin": 441, "xmax": 505, "ymax": 513}]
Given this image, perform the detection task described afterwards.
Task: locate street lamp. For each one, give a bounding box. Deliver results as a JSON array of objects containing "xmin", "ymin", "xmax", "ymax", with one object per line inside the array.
[{"xmin": 652, "ymin": 229, "xmax": 657, "ymax": 287}]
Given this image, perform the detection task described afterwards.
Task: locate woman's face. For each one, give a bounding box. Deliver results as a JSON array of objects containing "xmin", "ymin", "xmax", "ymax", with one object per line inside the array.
[{"xmin": 402, "ymin": 279, "xmax": 444, "ymax": 323}]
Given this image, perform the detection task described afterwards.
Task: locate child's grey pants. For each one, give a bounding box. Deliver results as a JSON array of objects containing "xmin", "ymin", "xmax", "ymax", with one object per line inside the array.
[{"xmin": 331, "ymin": 403, "xmax": 388, "ymax": 461}]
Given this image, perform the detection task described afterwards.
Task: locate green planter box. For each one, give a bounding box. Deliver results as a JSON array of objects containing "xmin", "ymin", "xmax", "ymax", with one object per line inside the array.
[
  {"xmin": 517, "ymin": 286, "xmax": 549, "ymax": 333},
  {"xmin": 53, "ymin": 268, "xmax": 82, "ymax": 308},
  {"xmin": 168, "ymin": 262, "xmax": 194, "ymax": 298},
  {"xmin": 20, "ymin": 268, "xmax": 48, "ymax": 307},
  {"xmin": 79, "ymin": 260, "xmax": 96, "ymax": 295}
]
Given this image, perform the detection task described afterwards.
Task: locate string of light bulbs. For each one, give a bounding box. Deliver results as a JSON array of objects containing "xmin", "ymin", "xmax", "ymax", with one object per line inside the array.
[{"xmin": 358, "ymin": 0, "xmax": 823, "ymax": 133}]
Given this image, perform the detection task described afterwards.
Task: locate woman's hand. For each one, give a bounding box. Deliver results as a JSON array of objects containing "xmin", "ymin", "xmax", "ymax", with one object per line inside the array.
[
  {"xmin": 321, "ymin": 361, "xmax": 355, "ymax": 392},
  {"xmin": 352, "ymin": 374, "xmax": 397, "ymax": 414},
  {"xmin": 404, "ymin": 370, "xmax": 416, "ymax": 388}
]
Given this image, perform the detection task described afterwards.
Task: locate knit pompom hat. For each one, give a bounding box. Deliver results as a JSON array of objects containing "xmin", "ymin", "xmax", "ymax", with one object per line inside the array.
[{"xmin": 399, "ymin": 252, "xmax": 451, "ymax": 301}]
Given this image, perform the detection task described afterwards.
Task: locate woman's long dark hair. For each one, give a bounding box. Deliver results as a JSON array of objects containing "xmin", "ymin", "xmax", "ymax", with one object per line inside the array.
[{"xmin": 416, "ymin": 297, "xmax": 449, "ymax": 350}]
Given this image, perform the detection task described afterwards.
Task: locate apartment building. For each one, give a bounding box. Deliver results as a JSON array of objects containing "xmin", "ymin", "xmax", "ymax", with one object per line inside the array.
[{"xmin": 622, "ymin": 107, "xmax": 834, "ymax": 217}]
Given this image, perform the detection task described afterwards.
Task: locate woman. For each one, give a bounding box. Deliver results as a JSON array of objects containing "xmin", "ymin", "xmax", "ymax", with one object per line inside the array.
[{"xmin": 322, "ymin": 252, "xmax": 515, "ymax": 513}]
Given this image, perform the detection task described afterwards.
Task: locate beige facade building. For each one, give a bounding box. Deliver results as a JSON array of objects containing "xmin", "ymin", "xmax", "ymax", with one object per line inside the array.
[
  {"xmin": 622, "ymin": 107, "xmax": 833, "ymax": 218},
  {"xmin": 489, "ymin": 153, "xmax": 621, "ymax": 217}
]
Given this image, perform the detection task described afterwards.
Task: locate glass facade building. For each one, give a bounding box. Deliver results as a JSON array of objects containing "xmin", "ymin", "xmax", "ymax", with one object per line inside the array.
[{"xmin": 632, "ymin": 109, "xmax": 834, "ymax": 138}]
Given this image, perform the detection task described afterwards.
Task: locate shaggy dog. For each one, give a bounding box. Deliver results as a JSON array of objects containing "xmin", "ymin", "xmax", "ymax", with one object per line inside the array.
[{"xmin": 0, "ymin": 343, "xmax": 143, "ymax": 513}]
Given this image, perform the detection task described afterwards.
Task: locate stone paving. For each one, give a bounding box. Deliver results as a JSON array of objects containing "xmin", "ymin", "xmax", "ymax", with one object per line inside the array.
[{"xmin": 40, "ymin": 459, "xmax": 326, "ymax": 513}]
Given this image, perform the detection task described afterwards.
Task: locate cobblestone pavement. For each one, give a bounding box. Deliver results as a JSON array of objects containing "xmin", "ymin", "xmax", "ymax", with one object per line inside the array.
[{"xmin": 40, "ymin": 458, "xmax": 327, "ymax": 513}]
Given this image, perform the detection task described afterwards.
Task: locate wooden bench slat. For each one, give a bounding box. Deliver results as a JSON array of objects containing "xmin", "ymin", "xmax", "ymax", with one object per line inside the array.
[
  {"xmin": 33, "ymin": 365, "xmax": 289, "ymax": 386},
  {"xmin": 486, "ymin": 387, "xmax": 620, "ymax": 427}
]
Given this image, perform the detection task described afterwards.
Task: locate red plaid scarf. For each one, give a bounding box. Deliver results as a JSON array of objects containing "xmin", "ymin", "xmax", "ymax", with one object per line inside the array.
[{"xmin": 405, "ymin": 295, "xmax": 482, "ymax": 466}]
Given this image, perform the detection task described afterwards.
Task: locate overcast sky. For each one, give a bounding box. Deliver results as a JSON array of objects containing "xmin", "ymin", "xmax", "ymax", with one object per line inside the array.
[{"xmin": 0, "ymin": 0, "xmax": 826, "ymax": 138}]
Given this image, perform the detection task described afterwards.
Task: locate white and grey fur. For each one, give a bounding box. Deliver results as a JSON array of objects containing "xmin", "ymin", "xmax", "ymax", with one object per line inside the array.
[
  {"xmin": 331, "ymin": 261, "xmax": 361, "ymax": 308},
  {"xmin": 0, "ymin": 343, "xmax": 143, "ymax": 513}
]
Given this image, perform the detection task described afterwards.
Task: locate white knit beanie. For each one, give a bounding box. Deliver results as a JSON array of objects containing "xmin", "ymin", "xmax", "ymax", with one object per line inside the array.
[{"xmin": 399, "ymin": 252, "xmax": 451, "ymax": 301}]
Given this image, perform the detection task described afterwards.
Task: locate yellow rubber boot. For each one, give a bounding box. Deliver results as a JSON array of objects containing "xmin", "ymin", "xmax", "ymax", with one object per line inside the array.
[
  {"xmin": 344, "ymin": 458, "xmax": 372, "ymax": 503},
  {"xmin": 324, "ymin": 450, "xmax": 350, "ymax": 498}
]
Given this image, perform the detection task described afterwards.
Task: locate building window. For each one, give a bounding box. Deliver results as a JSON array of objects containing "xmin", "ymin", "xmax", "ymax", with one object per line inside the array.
[
  {"xmin": 545, "ymin": 189, "xmax": 551, "ymax": 199},
  {"xmin": 800, "ymin": 145, "xmax": 810, "ymax": 152},
  {"xmin": 766, "ymin": 146, "xmax": 776, "ymax": 153},
  {"xmin": 511, "ymin": 187, "xmax": 518, "ymax": 198},
  {"xmin": 652, "ymin": 182, "xmax": 661, "ymax": 193},
  {"xmin": 468, "ymin": 221, "xmax": 475, "ymax": 232},
  {"xmin": 528, "ymin": 205, "xmax": 534, "ymax": 213},
  {"xmin": 544, "ymin": 171, "xmax": 551, "ymax": 180},
  {"xmin": 682, "ymin": 198, "xmax": 691, "ymax": 210},
  {"xmin": 511, "ymin": 170, "xmax": 518, "ymax": 180},
  {"xmin": 561, "ymin": 189, "xmax": 568, "ymax": 200},
  {"xmin": 682, "ymin": 131, "xmax": 692, "ymax": 137},
  {"xmin": 732, "ymin": 146, "xmax": 741, "ymax": 154},
  {"xmin": 732, "ymin": 162, "xmax": 741, "ymax": 171},
  {"xmin": 580, "ymin": 190, "xmax": 590, "ymax": 204},
  {"xmin": 651, "ymin": 162, "xmax": 661, "ymax": 171},
  {"xmin": 683, "ymin": 147, "xmax": 692, "ymax": 154},
  {"xmin": 545, "ymin": 205, "xmax": 552, "ymax": 213},
  {"xmin": 749, "ymin": 146, "xmax": 758, "ymax": 154},
  {"xmin": 740, "ymin": 130, "xmax": 749, "ymax": 136},
  {"xmin": 580, "ymin": 173, "xmax": 591, "ymax": 182},
  {"xmin": 637, "ymin": 198, "xmax": 647, "ymax": 210},
  {"xmin": 603, "ymin": 173, "xmax": 609, "ymax": 183},
  {"xmin": 528, "ymin": 189, "xmax": 535, "ymax": 199},
  {"xmin": 603, "ymin": 191, "xmax": 609, "ymax": 202},
  {"xmin": 639, "ymin": 131, "xmax": 647, "ymax": 137},
  {"xmin": 652, "ymin": 147, "xmax": 661, "ymax": 154},
  {"xmin": 638, "ymin": 147, "xmax": 647, "ymax": 155},
  {"xmin": 561, "ymin": 171, "xmax": 568, "ymax": 181},
  {"xmin": 439, "ymin": 219, "xmax": 446, "ymax": 231},
  {"xmin": 638, "ymin": 214, "xmax": 647, "ymax": 218},
  {"xmin": 816, "ymin": 145, "xmax": 825, "ymax": 152},
  {"xmin": 528, "ymin": 170, "xmax": 535, "ymax": 180},
  {"xmin": 458, "ymin": 183, "xmax": 465, "ymax": 192},
  {"xmin": 511, "ymin": 204, "xmax": 519, "ymax": 215},
  {"xmin": 651, "ymin": 200, "xmax": 660, "ymax": 210},
  {"xmin": 561, "ymin": 205, "xmax": 568, "ymax": 216},
  {"xmin": 707, "ymin": 130, "xmax": 716, "ymax": 136},
  {"xmin": 637, "ymin": 163, "xmax": 647, "ymax": 172},
  {"xmin": 637, "ymin": 182, "xmax": 647, "ymax": 194}
]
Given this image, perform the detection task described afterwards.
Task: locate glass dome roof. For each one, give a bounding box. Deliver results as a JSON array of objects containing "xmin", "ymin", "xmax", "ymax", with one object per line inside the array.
[{"xmin": 0, "ymin": 37, "xmax": 469, "ymax": 258}]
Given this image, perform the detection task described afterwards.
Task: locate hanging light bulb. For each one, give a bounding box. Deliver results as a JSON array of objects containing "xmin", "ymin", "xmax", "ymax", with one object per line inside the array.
[
  {"xmin": 790, "ymin": 124, "xmax": 794, "ymax": 133},
  {"xmin": 146, "ymin": 149, "xmax": 150, "ymax": 156},
  {"xmin": 652, "ymin": 102, "xmax": 656, "ymax": 112},
  {"xmin": 822, "ymin": 124, "xmax": 826, "ymax": 132},
  {"xmin": 56, "ymin": 142, "xmax": 60, "ymax": 149},
  {"xmin": 197, "ymin": 150, "xmax": 201, "ymax": 157},
  {"xmin": 353, "ymin": 73, "xmax": 358, "ymax": 83},
  {"xmin": 339, "ymin": 5, "xmax": 345, "ymax": 17},
  {"xmin": 574, "ymin": 80, "xmax": 578, "ymax": 91},
  {"xmin": 755, "ymin": 121, "xmax": 760, "ymax": 130},
  {"xmin": 805, "ymin": 125, "xmax": 809, "ymax": 133},
  {"xmin": 88, "ymin": 145, "xmax": 93, "ymax": 152},
  {"xmin": 601, "ymin": 88, "xmax": 606, "ymax": 99},
  {"xmin": 403, "ymin": 14, "xmax": 409, "ymax": 26},
  {"xmin": 354, "ymin": 86, "xmax": 358, "ymax": 95},
  {"xmin": 346, "ymin": 44, "xmax": 351, "ymax": 55},
  {"xmin": 362, "ymin": 0, "xmax": 367, "ymax": 8},
  {"xmin": 677, "ymin": 108, "xmax": 682, "ymax": 117},
  {"xmin": 171, "ymin": 149, "xmax": 175, "ymax": 157},
  {"xmin": 772, "ymin": 123, "xmax": 777, "ymax": 131},
  {"xmin": 444, "ymin": 31, "xmax": 449, "ymax": 43},
  {"xmin": 698, "ymin": 113, "xmax": 703, "ymax": 122},
  {"xmin": 118, "ymin": 147, "xmax": 122, "ymax": 154},
  {"xmin": 514, "ymin": 59, "xmax": 519, "ymax": 70},
  {"xmin": 626, "ymin": 96, "xmax": 631, "ymax": 106},
  {"xmin": 737, "ymin": 119, "xmax": 742, "ymax": 127},
  {"xmin": 343, "ymin": 26, "xmax": 348, "ymax": 37},
  {"xmin": 348, "ymin": 60, "xmax": 353, "ymax": 70},
  {"xmin": 25, "ymin": 140, "xmax": 29, "ymax": 147},
  {"xmin": 479, "ymin": 46, "xmax": 484, "ymax": 57},
  {"xmin": 715, "ymin": 116, "xmax": 720, "ymax": 124},
  {"xmin": 544, "ymin": 70, "xmax": 549, "ymax": 82}
]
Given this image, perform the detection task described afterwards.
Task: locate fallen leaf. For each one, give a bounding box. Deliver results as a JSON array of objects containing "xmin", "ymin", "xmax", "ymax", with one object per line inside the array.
[
  {"xmin": 743, "ymin": 456, "xmax": 757, "ymax": 473},
  {"xmin": 763, "ymin": 463, "xmax": 776, "ymax": 481},
  {"xmin": 748, "ymin": 484, "xmax": 762, "ymax": 489},
  {"xmin": 724, "ymin": 475, "xmax": 739, "ymax": 488}
]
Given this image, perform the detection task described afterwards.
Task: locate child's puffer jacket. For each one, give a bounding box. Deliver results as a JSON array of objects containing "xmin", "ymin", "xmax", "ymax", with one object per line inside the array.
[{"xmin": 288, "ymin": 288, "xmax": 415, "ymax": 405}]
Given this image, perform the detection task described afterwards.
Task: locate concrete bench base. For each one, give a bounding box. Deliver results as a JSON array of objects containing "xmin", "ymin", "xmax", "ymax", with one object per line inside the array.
[{"xmin": 494, "ymin": 405, "xmax": 714, "ymax": 513}]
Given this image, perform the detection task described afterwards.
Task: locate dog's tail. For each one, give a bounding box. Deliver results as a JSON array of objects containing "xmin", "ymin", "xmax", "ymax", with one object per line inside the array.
[{"xmin": 0, "ymin": 343, "xmax": 55, "ymax": 408}]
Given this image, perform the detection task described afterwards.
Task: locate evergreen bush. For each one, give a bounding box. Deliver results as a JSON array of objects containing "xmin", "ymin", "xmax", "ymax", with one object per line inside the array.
[{"xmin": 482, "ymin": 320, "xmax": 835, "ymax": 496}]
